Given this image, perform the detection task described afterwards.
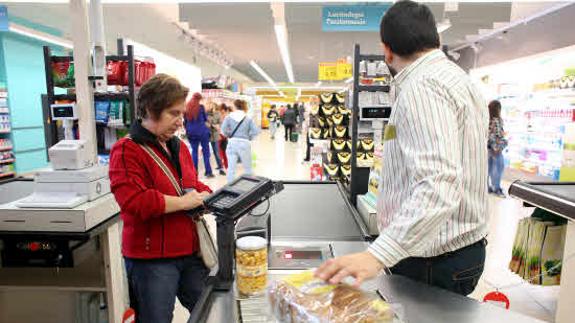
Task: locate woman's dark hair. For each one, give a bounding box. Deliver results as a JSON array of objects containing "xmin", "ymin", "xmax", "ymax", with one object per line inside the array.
[
  {"xmin": 380, "ymin": 0, "xmax": 440, "ymax": 57},
  {"xmin": 137, "ymin": 73, "xmax": 189, "ymax": 120},
  {"xmin": 271, "ymin": 104, "xmax": 276, "ymax": 110},
  {"xmin": 488, "ymin": 100, "xmax": 502, "ymax": 120},
  {"xmin": 234, "ymin": 99, "xmax": 247, "ymax": 111}
]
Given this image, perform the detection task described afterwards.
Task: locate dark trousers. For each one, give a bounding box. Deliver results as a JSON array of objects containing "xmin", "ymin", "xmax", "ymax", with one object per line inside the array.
[
  {"xmin": 188, "ymin": 135, "xmax": 213, "ymax": 175},
  {"xmin": 125, "ymin": 254, "xmax": 209, "ymax": 323},
  {"xmin": 304, "ymin": 133, "xmax": 314, "ymax": 161},
  {"xmin": 390, "ymin": 238, "xmax": 487, "ymax": 296},
  {"xmin": 210, "ymin": 140, "xmax": 223, "ymax": 169},
  {"xmin": 284, "ymin": 125, "xmax": 294, "ymax": 141}
]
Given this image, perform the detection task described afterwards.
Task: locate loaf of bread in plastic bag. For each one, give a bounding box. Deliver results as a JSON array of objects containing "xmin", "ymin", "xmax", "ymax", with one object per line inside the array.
[{"xmin": 268, "ymin": 271, "xmax": 394, "ymax": 322}]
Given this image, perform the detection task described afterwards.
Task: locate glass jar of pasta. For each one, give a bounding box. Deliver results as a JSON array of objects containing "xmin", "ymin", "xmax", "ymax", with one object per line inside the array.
[{"xmin": 236, "ymin": 236, "xmax": 268, "ymax": 296}]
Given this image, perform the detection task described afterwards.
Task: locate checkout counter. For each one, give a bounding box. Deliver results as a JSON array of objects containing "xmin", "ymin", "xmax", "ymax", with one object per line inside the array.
[
  {"xmin": 189, "ymin": 178, "xmax": 543, "ymax": 323},
  {"xmin": 0, "ymin": 171, "xmax": 125, "ymax": 322}
]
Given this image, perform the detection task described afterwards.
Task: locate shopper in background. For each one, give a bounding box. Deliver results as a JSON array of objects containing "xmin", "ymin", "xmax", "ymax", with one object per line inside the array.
[
  {"xmin": 267, "ymin": 105, "xmax": 280, "ymax": 139},
  {"xmin": 316, "ymin": 0, "xmax": 489, "ymax": 296},
  {"xmin": 488, "ymin": 100, "xmax": 507, "ymax": 197},
  {"xmin": 206, "ymin": 102, "xmax": 226, "ymax": 176},
  {"xmin": 184, "ymin": 93, "xmax": 214, "ymax": 178},
  {"xmin": 221, "ymin": 99, "xmax": 260, "ymax": 183},
  {"xmin": 302, "ymin": 103, "xmax": 314, "ymax": 162},
  {"xmin": 282, "ymin": 104, "xmax": 297, "ymax": 142},
  {"xmin": 218, "ymin": 103, "xmax": 230, "ymax": 170},
  {"xmin": 109, "ymin": 74, "xmax": 212, "ymax": 323}
]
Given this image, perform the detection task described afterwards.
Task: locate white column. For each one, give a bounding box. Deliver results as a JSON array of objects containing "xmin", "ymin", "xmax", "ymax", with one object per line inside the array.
[
  {"xmin": 69, "ymin": 0, "xmax": 97, "ymax": 163},
  {"xmin": 556, "ymin": 221, "xmax": 575, "ymax": 322}
]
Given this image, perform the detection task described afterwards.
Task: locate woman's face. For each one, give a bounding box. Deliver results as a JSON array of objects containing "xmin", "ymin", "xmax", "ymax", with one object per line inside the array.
[{"xmin": 147, "ymin": 100, "xmax": 186, "ymax": 141}]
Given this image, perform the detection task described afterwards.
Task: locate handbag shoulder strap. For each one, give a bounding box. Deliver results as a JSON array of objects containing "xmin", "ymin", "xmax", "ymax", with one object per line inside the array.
[
  {"xmin": 126, "ymin": 136, "xmax": 184, "ymax": 196},
  {"xmin": 229, "ymin": 117, "xmax": 246, "ymax": 138}
]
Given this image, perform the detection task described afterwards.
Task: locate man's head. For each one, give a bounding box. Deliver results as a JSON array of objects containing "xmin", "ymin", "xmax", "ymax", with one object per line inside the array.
[{"xmin": 380, "ymin": 0, "xmax": 440, "ymax": 75}]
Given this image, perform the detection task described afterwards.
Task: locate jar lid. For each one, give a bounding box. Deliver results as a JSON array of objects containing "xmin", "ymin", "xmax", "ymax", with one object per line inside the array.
[{"xmin": 236, "ymin": 236, "xmax": 267, "ymax": 251}]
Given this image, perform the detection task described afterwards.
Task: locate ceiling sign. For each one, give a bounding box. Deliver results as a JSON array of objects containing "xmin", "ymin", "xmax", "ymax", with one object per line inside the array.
[
  {"xmin": 319, "ymin": 59, "xmax": 352, "ymax": 81},
  {"xmin": 318, "ymin": 62, "xmax": 338, "ymax": 81},
  {"xmin": 322, "ymin": 4, "xmax": 390, "ymax": 32}
]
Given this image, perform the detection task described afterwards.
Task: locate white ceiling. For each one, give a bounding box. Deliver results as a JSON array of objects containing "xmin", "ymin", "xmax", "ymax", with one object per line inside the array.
[{"xmin": 3, "ymin": 1, "xmax": 568, "ymax": 85}]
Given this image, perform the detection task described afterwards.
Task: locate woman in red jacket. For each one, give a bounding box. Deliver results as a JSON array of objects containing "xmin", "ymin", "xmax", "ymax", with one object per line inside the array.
[{"xmin": 109, "ymin": 74, "xmax": 212, "ymax": 323}]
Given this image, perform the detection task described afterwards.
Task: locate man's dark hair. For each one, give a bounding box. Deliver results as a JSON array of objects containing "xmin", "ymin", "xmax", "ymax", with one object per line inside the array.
[{"xmin": 380, "ymin": 0, "xmax": 440, "ymax": 57}]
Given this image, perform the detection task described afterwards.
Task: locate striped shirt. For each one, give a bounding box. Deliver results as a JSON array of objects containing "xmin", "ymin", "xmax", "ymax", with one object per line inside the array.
[{"xmin": 368, "ymin": 49, "xmax": 489, "ymax": 268}]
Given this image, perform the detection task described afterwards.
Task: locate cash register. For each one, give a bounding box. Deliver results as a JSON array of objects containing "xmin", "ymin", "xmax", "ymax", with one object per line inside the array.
[{"xmin": 188, "ymin": 175, "xmax": 284, "ymax": 322}]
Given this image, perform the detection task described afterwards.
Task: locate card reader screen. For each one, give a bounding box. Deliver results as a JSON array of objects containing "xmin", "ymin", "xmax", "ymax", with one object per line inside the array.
[{"xmin": 231, "ymin": 179, "xmax": 259, "ymax": 192}]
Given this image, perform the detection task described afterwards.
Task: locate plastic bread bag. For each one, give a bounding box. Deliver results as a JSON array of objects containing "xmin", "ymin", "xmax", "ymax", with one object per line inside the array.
[{"xmin": 268, "ymin": 271, "xmax": 395, "ymax": 323}]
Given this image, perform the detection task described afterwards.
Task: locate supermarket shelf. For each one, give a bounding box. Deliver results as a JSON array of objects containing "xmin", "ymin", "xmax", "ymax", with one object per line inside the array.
[
  {"xmin": 359, "ymin": 54, "xmax": 385, "ymax": 61},
  {"xmin": 0, "ymin": 172, "xmax": 15, "ymax": 178},
  {"xmin": 0, "ymin": 159, "xmax": 15, "ymax": 164},
  {"xmin": 357, "ymin": 85, "xmax": 390, "ymax": 93},
  {"xmin": 0, "ymin": 146, "xmax": 12, "ymax": 152},
  {"xmin": 53, "ymin": 92, "xmax": 131, "ymax": 101}
]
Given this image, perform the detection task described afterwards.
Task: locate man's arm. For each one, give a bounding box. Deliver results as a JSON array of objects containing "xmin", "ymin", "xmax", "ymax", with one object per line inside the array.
[{"xmin": 317, "ymin": 79, "xmax": 463, "ymax": 285}]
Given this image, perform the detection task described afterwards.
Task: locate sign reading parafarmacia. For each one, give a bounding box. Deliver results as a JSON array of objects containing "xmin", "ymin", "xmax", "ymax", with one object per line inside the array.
[{"xmin": 322, "ymin": 5, "xmax": 390, "ymax": 32}]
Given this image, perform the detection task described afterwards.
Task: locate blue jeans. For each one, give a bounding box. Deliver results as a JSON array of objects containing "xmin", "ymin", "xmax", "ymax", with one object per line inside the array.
[
  {"xmin": 124, "ymin": 254, "xmax": 209, "ymax": 323},
  {"xmin": 210, "ymin": 140, "xmax": 223, "ymax": 169},
  {"xmin": 188, "ymin": 134, "xmax": 213, "ymax": 176},
  {"xmin": 391, "ymin": 239, "xmax": 486, "ymax": 296},
  {"xmin": 488, "ymin": 151, "xmax": 504, "ymax": 192},
  {"xmin": 226, "ymin": 139, "xmax": 252, "ymax": 183}
]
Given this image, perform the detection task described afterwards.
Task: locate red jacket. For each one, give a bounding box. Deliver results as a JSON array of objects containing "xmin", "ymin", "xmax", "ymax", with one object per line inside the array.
[{"xmin": 109, "ymin": 122, "xmax": 212, "ymax": 259}]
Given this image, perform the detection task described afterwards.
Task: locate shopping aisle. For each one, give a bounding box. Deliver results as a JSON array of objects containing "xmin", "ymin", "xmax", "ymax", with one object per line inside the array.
[{"xmin": 176, "ymin": 130, "xmax": 557, "ymax": 322}]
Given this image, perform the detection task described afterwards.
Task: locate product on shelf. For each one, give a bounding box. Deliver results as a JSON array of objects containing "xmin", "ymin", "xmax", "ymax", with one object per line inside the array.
[
  {"xmin": 313, "ymin": 92, "xmax": 351, "ymax": 182},
  {"xmin": 52, "ymin": 60, "xmax": 75, "ymax": 88},
  {"xmin": 268, "ymin": 271, "xmax": 394, "ymax": 322}
]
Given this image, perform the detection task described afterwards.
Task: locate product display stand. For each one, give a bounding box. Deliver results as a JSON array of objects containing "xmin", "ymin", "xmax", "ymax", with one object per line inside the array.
[
  {"xmin": 349, "ymin": 44, "xmax": 390, "ymax": 205},
  {"xmin": 310, "ymin": 91, "xmax": 350, "ymax": 182},
  {"xmin": 508, "ymin": 181, "xmax": 575, "ymax": 323},
  {"xmin": 42, "ymin": 41, "xmax": 137, "ymax": 154}
]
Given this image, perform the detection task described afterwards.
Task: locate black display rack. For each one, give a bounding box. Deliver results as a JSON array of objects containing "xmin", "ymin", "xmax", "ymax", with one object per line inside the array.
[
  {"xmin": 42, "ymin": 39, "xmax": 137, "ymax": 154},
  {"xmin": 349, "ymin": 44, "xmax": 390, "ymax": 205}
]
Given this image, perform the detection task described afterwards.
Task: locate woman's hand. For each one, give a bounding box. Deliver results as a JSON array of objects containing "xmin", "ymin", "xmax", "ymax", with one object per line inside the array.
[{"xmin": 181, "ymin": 190, "xmax": 205, "ymax": 210}]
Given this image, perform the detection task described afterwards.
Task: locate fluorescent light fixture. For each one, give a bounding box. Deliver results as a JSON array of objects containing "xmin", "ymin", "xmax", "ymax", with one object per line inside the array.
[
  {"xmin": 9, "ymin": 23, "xmax": 73, "ymax": 49},
  {"xmin": 437, "ymin": 19, "xmax": 451, "ymax": 34},
  {"xmin": 274, "ymin": 24, "xmax": 295, "ymax": 83},
  {"xmin": 249, "ymin": 60, "xmax": 278, "ymax": 88}
]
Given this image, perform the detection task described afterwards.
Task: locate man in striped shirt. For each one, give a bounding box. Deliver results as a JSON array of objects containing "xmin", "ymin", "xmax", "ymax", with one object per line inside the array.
[{"xmin": 317, "ymin": 0, "xmax": 489, "ymax": 296}]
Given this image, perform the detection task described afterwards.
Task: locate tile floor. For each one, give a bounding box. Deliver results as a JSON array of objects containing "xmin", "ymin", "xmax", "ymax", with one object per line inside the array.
[{"xmin": 173, "ymin": 130, "xmax": 558, "ymax": 322}]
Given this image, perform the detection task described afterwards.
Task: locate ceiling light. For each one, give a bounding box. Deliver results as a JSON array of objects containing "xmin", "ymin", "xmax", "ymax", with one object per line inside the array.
[
  {"xmin": 274, "ymin": 24, "xmax": 295, "ymax": 83},
  {"xmin": 250, "ymin": 60, "xmax": 277, "ymax": 88},
  {"xmin": 437, "ymin": 19, "xmax": 451, "ymax": 34},
  {"xmin": 9, "ymin": 23, "xmax": 73, "ymax": 49}
]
